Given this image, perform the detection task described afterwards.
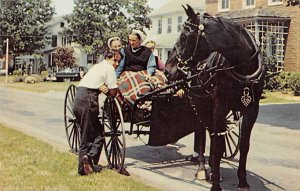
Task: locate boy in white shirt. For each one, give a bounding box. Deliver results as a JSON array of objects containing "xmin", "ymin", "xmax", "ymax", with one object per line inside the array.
[{"xmin": 73, "ymin": 50, "xmax": 120, "ymax": 175}]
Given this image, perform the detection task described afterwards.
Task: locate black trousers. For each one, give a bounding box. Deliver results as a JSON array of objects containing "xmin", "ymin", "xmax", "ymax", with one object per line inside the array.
[{"xmin": 72, "ymin": 87, "xmax": 103, "ymax": 174}]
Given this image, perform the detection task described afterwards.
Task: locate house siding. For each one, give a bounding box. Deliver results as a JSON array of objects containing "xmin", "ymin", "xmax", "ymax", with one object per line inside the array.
[{"xmin": 205, "ymin": 0, "xmax": 300, "ymax": 72}]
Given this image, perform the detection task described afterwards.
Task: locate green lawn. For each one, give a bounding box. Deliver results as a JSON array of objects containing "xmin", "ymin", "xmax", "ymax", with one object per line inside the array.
[
  {"xmin": 0, "ymin": 124, "xmax": 160, "ymax": 191},
  {"xmin": 260, "ymin": 91, "xmax": 300, "ymax": 104},
  {"xmin": 0, "ymin": 75, "xmax": 78, "ymax": 93},
  {"xmin": 1, "ymin": 75, "xmax": 299, "ymax": 103}
]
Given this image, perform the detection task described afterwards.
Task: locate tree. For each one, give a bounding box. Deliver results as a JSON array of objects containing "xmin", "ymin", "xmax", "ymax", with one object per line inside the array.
[
  {"xmin": 0, "ymin": 0, "xmax": 54, "ymax": 55},
  {"xmin": 53, "ymin": 47, "xmax": 76, "ymax": 69},
  {"xmin": 65, "ymin": 0, "xmax": 152, "ymax": 59}
]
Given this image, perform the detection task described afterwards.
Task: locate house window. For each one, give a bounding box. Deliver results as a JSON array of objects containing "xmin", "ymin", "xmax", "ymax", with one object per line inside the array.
[
  {"xmin": 243, "ymin": 20, "xmax": 288, "ymax": 72},
  {"xmin": 167, "ymin": 18, "xmax": 172, "ymax": 33},
  {"xmin": 218, "ymin": 0, "xmax": 230, "ymax": 12},
  {"xmin": 244, "ymin": 0, "xmax": 255, "ymax": 8},
  {"xmin": 158, "ymin": 19, "xmax": 162, "ymax": 34},
  {"xmin": 51, "ymin": 35, "xmax": 57, "ymax": 47},
  {"xmin": 62, "ymin": 35, "xmax": 72, "ymax": 47},
  {"xmin": 177, "ymin": 16, "xmax": 183, "ymax": 32},
  {"xmin": 87, "ymin": 54, "xmax": 97, "ymax": 65},
  {"xmin": 268, "ymin": 0, "xmax": 283, "ymax": 6}
]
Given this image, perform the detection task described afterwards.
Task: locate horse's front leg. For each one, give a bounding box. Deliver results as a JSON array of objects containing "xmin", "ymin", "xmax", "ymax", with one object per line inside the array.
[
  {"xmin": 195, "ymin": 125, "xmax": 207, "ymax": 180},
  {"xmin": 237, "ymin": 106, "xmax": 259, "ymax": 191},
  {"xmin": 208, "ymin": 108, "xmax": 227, "ymax": 191},
  {"xmin": 209, "ymin": 133, "xmax": 225, "ymax": 191}
]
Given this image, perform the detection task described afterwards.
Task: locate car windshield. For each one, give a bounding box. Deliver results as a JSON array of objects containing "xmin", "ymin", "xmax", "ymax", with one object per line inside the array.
[{"xmin": 64, "ymin": 68, "xmax": 72, "ymax": 73}]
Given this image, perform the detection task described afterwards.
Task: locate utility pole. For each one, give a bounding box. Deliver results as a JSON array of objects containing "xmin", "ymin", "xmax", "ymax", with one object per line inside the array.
[{"xmin": 5, "ymin": 38, "xmax": 9, "ymax": 83}]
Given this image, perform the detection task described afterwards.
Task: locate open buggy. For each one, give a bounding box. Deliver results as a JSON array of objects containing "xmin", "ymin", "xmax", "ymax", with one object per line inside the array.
[{"xmin": 63, "ymin": 70, "xmax": 242, "ymax": 173}]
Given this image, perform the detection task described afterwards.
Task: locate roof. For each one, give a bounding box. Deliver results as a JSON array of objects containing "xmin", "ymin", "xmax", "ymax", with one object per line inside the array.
[
  {"xmin": 144, "ymin": 33, "xmax": 179, "ymax": 48},
  {"xmin": 149, "ymin": 0, "xmax": 203, "ymax": 17},
  {"xmin": 46, "ymin": 15, "xmax": 67, "ymax": 27},
  {"xmin": 217, "ymin": 8, "xmax": 290, "ymax": 20}
]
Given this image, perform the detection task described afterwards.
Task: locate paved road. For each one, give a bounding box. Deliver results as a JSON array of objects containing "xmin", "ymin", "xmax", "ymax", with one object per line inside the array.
[{"xmin": 0, "ymin": 86, "xmax": 299, "ymax": 191}]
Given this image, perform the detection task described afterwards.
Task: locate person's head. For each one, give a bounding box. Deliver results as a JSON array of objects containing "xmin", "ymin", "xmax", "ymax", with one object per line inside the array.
[
  {"xmin": 107, "ymin": 37, "xmax": 122, "ymax": 51},
  {"xmin": 128, "ymin": 29, "xmax": 145, "ymax": 49},
  {"xmin": 144, "ymin": 40, "xmax": 156, "ymax": 52},
  {"xmin": 104, "ymin": 49, "xmax": 121, "ymax": 69}
]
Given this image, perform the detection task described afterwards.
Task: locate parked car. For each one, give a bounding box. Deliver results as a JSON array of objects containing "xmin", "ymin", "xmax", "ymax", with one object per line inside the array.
[{"xmin": 54, "ymin": 66, "xmax": 88, "ymax": 82}]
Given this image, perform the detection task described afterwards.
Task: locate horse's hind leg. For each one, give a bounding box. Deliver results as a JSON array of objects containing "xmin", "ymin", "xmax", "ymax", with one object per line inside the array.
[{"xmin": 237, "ymin": 106, "xmax": 259, "ymax": 190}]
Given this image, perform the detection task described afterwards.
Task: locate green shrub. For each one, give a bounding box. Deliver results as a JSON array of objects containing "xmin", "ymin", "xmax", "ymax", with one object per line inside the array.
[
  {"xmin": 13, "ymin": 70, "xmax": 23, "ymax": 76},
  {"xmin": 12, "ymin": 76, "xmax": 25, "ymax": 82},
  {"xmin": 41, "ymin": 71, "xmax": 49, "ymax": 80},
  {"xmin": 265, "ymin": 72, "xmax": 300, "ymax": 94},
  {"xmin": 287, "ymin": 72, "xmax": 300, "ymax": 96},
  {"xmin": 24, "ymin": 76, "xmax": 37, "ymax": 84}
]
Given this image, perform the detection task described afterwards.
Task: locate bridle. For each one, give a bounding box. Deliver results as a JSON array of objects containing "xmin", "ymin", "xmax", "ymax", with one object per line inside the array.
[{"xmin": 174, "ymin": 17, "xmax": 206, "ymax": 75}]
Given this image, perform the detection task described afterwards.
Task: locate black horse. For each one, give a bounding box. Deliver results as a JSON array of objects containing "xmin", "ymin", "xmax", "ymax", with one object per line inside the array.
[{"xmin": 164, "ymin": 5, "xmax": 266, "ymax": 191}]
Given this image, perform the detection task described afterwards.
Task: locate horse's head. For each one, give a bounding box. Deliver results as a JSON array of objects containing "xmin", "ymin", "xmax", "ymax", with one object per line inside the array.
[
  {"xmin": 165, "ymin": 4, "xmax": 258, "ymax": 82},
  {"xmin": 164, "ymin": 4, "xmax": 211, "ymax": 81}
]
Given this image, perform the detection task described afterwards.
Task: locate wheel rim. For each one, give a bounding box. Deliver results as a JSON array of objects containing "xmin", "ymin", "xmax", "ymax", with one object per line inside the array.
[
  {"xmin": 222, "ymin": 110, "xmax": 241, "ymax": 159},
  {"xmin": 64, "ymin": 84, "xmax": 80, "ymax": 154},
  {"xmin": 102, "ymin": 97, "xmax": 126, "ymax": 172}
]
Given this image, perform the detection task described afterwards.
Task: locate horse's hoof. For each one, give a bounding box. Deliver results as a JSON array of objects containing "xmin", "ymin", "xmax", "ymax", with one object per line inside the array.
[
  {"xmin": 208, "ymin": 173, "xmax": 223, "ymax": 182},
  {"xmin": 195, "ymin": 170, "xmax": 206, "ymax": 180},
  {"xmin": 238, "ymin": 187, "xmax": 250, "ymax": 191}
]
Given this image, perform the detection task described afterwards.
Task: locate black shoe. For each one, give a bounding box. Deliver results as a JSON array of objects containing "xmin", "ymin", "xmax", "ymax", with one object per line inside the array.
[
  {"xmin": 185, "ymin": 155, "xmax": 199, "ymax": 164},
  {"xmin": 81, "ymin": 155, "xmax": 94, "ymax": 175},
  {"xmin": 92, "ymin": 164, "xmax": 103, "ymax": 173},
  {"xmin": 119, "ymin": 168, "xmax": 130, "ymax": 176}
]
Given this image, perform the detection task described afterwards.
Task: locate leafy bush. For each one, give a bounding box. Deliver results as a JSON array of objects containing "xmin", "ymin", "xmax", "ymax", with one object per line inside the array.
[
  {"xmin": 41, "ymin": 71, "xmax": 49, "ymax": 81},
  {"xmin": 53, "ymin": 47, "xmax": 76, "ymax": 68},
  {"xmin": 34, "ymin": 75, "xmax": 44, "ymax": 83},
  {"xmin": 265, "ymin": 72, "xmax": 300, "ymax": 95},
  {"xmin": 287, "ymin": 72, "xmax": 300, "ymax": 96},
  {"xmin": 12, "ymin": 76, "xmax": 25, "ymax": 82},
  {"xmin": 24, "ymin": 76, "xmax": 37, "ymax": 84},
  {"xmin": 263, "ymin": 55, "xmax": 280, "ymax": 91},
  {"xmin": 13, "ymin": 70, "xmax": 23, "ymax": 76}
]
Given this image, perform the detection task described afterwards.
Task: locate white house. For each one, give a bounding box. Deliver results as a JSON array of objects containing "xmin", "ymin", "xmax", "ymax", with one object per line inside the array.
[
  {"xmin": 42, "ymin": 16, "xmax": 88, "ymax": 72},
  {"xmin": 145, "ymin": 0, "xmax": 204, "ymax": 63}
]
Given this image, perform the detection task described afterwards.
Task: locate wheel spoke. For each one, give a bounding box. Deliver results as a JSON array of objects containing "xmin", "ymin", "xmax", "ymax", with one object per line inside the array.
[
  {"xmin": 228, "ymin": 132, "xmax": 237, "ymax": 148},
  {"xmin": 66, "ymin": 105, "xmax": 74, "ymax": 116},
  {"xmin": 225, "ymin": 134, "xmax": 233, "ymax": 155},
  {"xmin": 231, "ymin": 130, "xmax": 239, "ymax": 138}
]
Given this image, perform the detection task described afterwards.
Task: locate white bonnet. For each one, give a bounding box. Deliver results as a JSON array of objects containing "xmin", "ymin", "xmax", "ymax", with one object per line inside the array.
[
  {"xmin": 131, "ymin": 29, "xmax": 146, "ymax": 42},
  {"xmin": 107, "ymin": 37, "xmax": 121, "ymax": 49}
]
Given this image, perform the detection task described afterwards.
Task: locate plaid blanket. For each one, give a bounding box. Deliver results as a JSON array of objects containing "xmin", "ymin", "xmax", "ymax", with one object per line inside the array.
[{"xmin": 117, "ymin": 70, "xmax": 167, "ymax": 105}]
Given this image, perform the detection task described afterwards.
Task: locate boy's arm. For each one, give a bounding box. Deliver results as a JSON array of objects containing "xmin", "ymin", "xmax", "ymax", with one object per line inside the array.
[{"xmin": 105, "ymin": 66, "xmax": 119, "ymax": 97}]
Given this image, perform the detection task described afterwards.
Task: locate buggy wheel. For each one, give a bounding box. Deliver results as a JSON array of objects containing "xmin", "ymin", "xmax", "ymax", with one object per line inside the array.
[
  {"xmin": 64, "ymin": 84, "xmax": 80, "ymax": 154},
  {"xmin": 102, "ymin": 97, "xmax": 126, "ymax": 172},
  {"xmin": 222, "ymin": 110, "xmax": 242, "ymax": 159}
]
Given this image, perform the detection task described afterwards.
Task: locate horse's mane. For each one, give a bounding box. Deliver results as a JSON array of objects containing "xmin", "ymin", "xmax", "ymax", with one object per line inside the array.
[{"xmin": 204, "ymin": 16, "xmax": 249, "ymax": 52}]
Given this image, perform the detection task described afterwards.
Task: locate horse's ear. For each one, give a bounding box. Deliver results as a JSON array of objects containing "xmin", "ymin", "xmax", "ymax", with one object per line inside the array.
[
  {"xmin": 184, "ymin": 4, "xmax": 197, "ymax": 20},
  {"xmin": 182, "ymin": 5, "xmax": 188, "ymax": 15}
]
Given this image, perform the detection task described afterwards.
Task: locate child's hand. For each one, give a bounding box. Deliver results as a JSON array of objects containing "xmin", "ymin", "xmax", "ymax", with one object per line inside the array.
[
  {"xmin": 99, "ymin": 84, "xmax": 109, "ymax": 94},
  {"xmin": 176, "ymin": 89, "xmax": 185, "ymax": 98}
]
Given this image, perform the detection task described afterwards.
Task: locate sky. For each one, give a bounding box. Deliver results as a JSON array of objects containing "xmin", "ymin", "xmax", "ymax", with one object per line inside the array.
[{"xmin": 51, "ymin": 0, "xmax": 170, "ymax": 16}]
